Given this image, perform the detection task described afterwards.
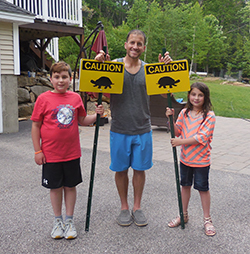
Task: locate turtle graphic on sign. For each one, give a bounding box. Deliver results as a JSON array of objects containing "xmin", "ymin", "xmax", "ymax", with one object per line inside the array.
[
  {"xmin": 157, "ymin": 76, "xmax": 180, "ymax": 89},
  {"xmin": 90, "ymin": 76, "xmax": 114, "ymax": 89}
]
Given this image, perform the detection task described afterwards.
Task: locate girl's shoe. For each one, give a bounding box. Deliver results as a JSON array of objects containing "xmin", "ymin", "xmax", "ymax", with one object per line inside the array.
[
  {"xmin": 168, "ymin": 211, "xmax": 189, "ymax": 228},
  {"xmin": 204, "ymin": 216, "xmax": 216, "ymax": 236}
]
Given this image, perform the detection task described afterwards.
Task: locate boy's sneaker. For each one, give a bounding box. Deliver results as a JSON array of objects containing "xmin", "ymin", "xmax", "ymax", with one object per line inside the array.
[
  {"xmin": 132, "ymin": 209, "xmax": 148, "ymax": 227},
  {"xmin": 64, "ymin": 219, "xmax": 77, "ymax": 239},
  {"xmin": 51, "ymin": 218, "xmax": 64, "ymax": 239}
]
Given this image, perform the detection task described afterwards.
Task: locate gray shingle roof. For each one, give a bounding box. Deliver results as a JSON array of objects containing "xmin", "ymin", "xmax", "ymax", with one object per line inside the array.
[{"xmin": 0, "ymin": 0, "xmax": 35, "ymax": 16}]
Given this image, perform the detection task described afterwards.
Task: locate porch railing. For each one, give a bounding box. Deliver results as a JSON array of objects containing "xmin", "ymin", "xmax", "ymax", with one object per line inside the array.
[
  {"xmin": 8, "ymin": 0, "xmax": 82, "ymax": 27},
  {"xmin": 7, "ymin": 0, "xmax": 82, "ymax": 62},
  {"xmin": 46, "ymin": 37, "xmax": 59, "ymax": 62}
]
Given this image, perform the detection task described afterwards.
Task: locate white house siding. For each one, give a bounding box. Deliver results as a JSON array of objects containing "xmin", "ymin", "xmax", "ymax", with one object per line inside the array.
[{"xmin": 0, "ymin": 22, "xmax": 14, "ymax": 75}]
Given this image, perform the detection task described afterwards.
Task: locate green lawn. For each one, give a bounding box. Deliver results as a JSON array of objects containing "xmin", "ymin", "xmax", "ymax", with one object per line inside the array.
[{"xmin": 173, "ymin": 78, "xmax": 250, "ymax": 119}]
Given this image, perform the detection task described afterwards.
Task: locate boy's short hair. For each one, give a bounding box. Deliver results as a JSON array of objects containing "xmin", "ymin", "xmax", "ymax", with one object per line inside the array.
[
  {"xmin": 126, "ymin": 30, "xmax": 146, "ymax": 44},
  {"xmin": 50, "ymin": 61, "xmax": 72, "ymax": 78}
]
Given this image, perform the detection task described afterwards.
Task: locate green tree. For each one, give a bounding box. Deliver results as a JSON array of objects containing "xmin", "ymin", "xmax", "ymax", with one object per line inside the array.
[
  {"xmin": 203, "ymin": 0, "xmax": 245, "ymax": 32},
  {"xmin": 85, "ymin": 0, "xmax": 134, "ymax": 28},
  {"xmin": 161, "ymin": 3, "xmax": 193, "ymax": 60},
  {"xmin": 126, "ymin": 0, "xmax": 148, "ymax": 29},
  {"xmin": 203, "ymin": 14, "xmax": 227, "ymax": 73},
  {"xmin": 106, "ymin": 24, "xmax": 130, "ymax": 60},
  {"xmin": 59, "ymin": 37, "xmax": 80, "ymax": 68},
  {"xmin": 141, "ymin": 1, "xmax": 164, "ymax": 62}
]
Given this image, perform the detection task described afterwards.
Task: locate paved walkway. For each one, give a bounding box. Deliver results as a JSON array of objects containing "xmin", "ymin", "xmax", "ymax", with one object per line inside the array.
[
  {"xmin": 0, "ymin": 116, "xmax": 249, "ymax": 253},
  {"xmin": 79, "ymin": 116, "xmax": 250, "ymax": 175}
]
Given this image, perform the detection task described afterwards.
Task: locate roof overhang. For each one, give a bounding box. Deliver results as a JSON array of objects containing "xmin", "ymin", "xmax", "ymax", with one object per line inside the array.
[
  {"xmin": 0, "ymin": 11, "xmax": 35, "ymax": 25},
  {"xmin": 19, "ymin": 20, "xmax": 84, "ymax": 41}
]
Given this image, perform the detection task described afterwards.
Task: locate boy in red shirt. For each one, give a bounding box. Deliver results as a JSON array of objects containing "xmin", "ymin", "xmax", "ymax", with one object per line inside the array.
[{"xmin": 31, "ymin": 61, "xmax": 104, "ymax": 239}]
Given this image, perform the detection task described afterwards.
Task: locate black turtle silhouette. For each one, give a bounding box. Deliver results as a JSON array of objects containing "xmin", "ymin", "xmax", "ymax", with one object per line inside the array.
[
  {"xmin": 157, "ymin": 77, "xmax": 180, "ymax": 89},
  {"xmin": 91, "ymin": 77, "xmax": 113, "ymax": 89}
]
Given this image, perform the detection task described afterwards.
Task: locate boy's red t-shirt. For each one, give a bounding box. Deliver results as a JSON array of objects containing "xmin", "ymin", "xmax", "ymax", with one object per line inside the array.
[{"xmin": 31, "ymin": 91, "xmax": 87, "ymax": 163}]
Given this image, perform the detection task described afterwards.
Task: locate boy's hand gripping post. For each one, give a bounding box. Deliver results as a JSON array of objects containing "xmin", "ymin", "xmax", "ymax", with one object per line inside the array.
[
  {"xmin": 85, "ymin": 46, "xmax": 106, "ymax": 232},
  {"xmin": 162, "ymin": 48, "xmax": 185, "ymax": 229}
]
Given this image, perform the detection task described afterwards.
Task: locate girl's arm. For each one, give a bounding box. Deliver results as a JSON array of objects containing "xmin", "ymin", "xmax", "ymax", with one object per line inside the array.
[
  {"xmin": 165, "ymin": 107, "xmax": 180, "ymax": 136},
  {"xmin": 170, "ymin": 137, "xmax": 199, "ymax": 147},
  {"xmin": 78, "ymin": 104, "xmax": 104, "ymax": 126},
  {"xmin": 31, "ymin": 121, "xmax": 46, "ymax": 165}
]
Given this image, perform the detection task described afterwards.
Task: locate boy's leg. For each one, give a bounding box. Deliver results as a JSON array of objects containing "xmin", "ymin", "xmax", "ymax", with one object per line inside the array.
[
  {"xmin": 64, "ymin": 186, "xmax": 77, "ymax": 216},
  {"xmin": 50, "ymin": 187, "xmax": 63, "ymax": 217},
  {"xmin": 115, "ymin": 170, "xmax": 129, "ymax": 210},
  {"xmin": 64, "ymin": 186, "xmax": 77, "ymax": 239},
  {"xmin": 50, "ymin": 187, "xmax": 64, "ymax": 239}
]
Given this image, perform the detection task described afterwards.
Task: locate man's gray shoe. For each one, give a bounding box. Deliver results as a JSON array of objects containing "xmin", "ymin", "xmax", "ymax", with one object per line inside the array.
[
  {"xmin": 116, "ymin": 209, "xmax": 133, "ymax": 226},
  {"xmin": 132, "ymin": 209, "xmax": 148, "ymax": 227}
]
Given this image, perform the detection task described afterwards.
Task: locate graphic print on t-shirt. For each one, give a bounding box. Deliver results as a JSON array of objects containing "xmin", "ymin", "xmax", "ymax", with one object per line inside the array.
[{"xmin": 52, "ymin": 104, "xmax": 75, "ymax": 128}]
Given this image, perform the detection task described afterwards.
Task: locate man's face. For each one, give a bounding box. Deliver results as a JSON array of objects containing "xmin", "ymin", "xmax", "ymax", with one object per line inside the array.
[{"xmin": 125, "ymin": 33, "xmax": 146, "ymax": 59}]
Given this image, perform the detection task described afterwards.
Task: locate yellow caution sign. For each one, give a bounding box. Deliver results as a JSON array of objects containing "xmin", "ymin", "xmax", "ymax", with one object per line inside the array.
[
  {"xmin": 79, "ymin": 59, "xmax": 124, "ymax": 94},
  {"xmin": 145, "ymin": 60, "xmax": 190, "ymax": 95}
]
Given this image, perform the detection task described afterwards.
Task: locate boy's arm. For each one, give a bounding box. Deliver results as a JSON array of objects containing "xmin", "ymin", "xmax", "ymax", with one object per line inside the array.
[
  {"xmin": 78, "ymin": 114, "xmax": 97, "ymax": 126},
  {"xmin": 78, "ymin": 104, "xmax": 104, "ymax": 126},
  {"xmin": 91, "ymin": 92, "xmax": 110, "ymax": 99},
  {"xmin": 31, "ymin": 121, "xmax": 46, "ymax": 165}
]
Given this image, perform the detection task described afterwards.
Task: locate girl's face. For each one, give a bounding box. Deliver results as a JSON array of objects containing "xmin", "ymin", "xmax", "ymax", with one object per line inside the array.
[
  {"xmin": 188, "ymin": 87, "xmax": 204, "ymax": 110},
  {"xmin": 50, "ymin": 71, "xmax": 71, "ymax": 94}
]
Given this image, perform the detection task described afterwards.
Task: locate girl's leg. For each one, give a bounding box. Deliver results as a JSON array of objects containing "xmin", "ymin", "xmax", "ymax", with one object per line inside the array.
[
  {"xmin": 199, "ymin": 190, "xmax": 216, "ymax": 236},
  {"xmin": 168, "ymin": 186, "xmax": 191, "ymax": 227},
  {"xmin": 50, "ymin": 187, "xmax": 63, "ymax": 217},
  {"xmin": 199, "ymin": 190, "xmax": 210, "ymax": 218},
  {"xmin": 182, "ymin": 186, "xmax": 192, "ymax": 213},
  {"xmin": 64, "ymin": 186, "xmax": 77, "ymax": 216}
]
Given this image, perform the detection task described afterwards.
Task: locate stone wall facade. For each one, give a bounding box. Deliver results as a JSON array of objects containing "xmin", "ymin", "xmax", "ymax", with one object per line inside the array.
[
  {"xmin": 17, "ymin": 74, "xmax": 110, "ymax": 118},
  {"xmin": 18, "ymin": 75, "xmax": 53, "ymax": 118}
]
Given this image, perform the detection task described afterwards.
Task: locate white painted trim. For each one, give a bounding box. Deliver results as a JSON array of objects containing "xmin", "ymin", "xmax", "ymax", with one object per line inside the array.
[
  {"xmin": 78, "ymin": 0, "xmax": 82, "ymax": 27},
  {"xmin": 0, "ymin": 12, "xmax": 34, "ymax": 24},
  {"xmin": 13, "ymin": 23, "xmax": 20, "ymax": 75},
  {"xmin": 0, "ymin": 56, "xmax": 3, "ymax": 133}
]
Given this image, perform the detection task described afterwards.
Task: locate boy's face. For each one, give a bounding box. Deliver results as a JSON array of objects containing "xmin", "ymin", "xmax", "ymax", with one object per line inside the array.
[
  {"xmin": 50, "ymin": 71, "xmax": 72, "ymax": 94},
  {"xmin": 125, "ymin": 33, "xmax": 146, "ymax": 59}
]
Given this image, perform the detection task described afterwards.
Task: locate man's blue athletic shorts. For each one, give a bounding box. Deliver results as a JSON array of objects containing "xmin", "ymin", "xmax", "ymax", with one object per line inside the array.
[{"xmin": 109, "ymin": 131, "xmax": 153, "ymax": 172}]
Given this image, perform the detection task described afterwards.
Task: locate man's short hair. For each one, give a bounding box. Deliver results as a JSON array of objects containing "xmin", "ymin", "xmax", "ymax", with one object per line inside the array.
[{"xmin": 126, "ymin": 30, "xmax": 146, "ymax": 44}]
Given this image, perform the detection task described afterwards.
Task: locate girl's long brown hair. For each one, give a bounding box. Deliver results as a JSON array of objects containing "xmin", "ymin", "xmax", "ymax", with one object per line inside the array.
[{"xmin": 185, "ymin": 82, "xmax": 213, "ymax": 122}]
